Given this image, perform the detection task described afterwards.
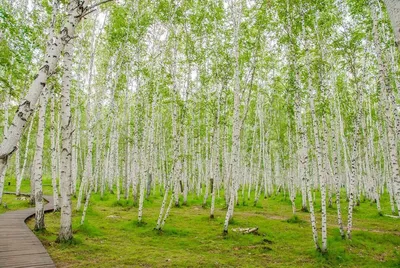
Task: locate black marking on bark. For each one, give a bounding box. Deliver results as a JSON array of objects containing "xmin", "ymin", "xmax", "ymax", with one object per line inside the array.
[
  {"xmin": 0, "ymin": 153, "xmax": 9, "ymax": 161},
  {"xmin": 39, "ymin": 64, "xmax": 50, "ymax": 75},
  {"xmin": 10, "ymin": 146, "xmax": 17, "ymax": 156},
  {"xmin": 17, "ymin": 112, "xmax": 26, "ymax": 121}
]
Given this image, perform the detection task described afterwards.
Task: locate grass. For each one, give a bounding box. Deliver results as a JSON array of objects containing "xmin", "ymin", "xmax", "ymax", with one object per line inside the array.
[
  {"xmin": 3, "ymin": 177, "xmax": 400, "ymax": 267},
  {"xmin": 286, "ymin": 214, "xmax": 305, "ymax": 224},
  {"xmin": 0, "ymin": 193, "xmax": 32, "ymax": 214},
  {"xmin": 0, "ymin": 176, "xmax": 51, "ymax": 214}
]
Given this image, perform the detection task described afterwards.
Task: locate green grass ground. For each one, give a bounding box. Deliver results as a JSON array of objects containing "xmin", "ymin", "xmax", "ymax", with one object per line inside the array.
[
  {"xmin": 3, "ymin": 177, "xmax": 400, "ymax": 267},
  {"xmin": 0, "ymin": 193, "xmax": 32, "ymax": 213},
  {"xmin": 0, "ymin": 176, "xmax": 52, "ymax": 214}
]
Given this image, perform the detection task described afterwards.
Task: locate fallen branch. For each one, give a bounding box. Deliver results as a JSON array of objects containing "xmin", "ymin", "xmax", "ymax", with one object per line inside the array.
[
  {"xmin": 232, "ymin": 227, "xmax": 259, "ymax": 234},
  {"xmin": 384, "ymin": 214, "xmax": 400, "ymax": 219}
]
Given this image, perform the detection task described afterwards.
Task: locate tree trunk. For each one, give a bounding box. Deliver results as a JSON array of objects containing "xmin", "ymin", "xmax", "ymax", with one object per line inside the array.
[
  {"xmin": 16, "ymin": 117, "xmax": 34, "ymax": 196},
  {"xmin": 384, "ymin": 0, "xmax": 400, "ymax": 51},
  {"xmin": 50, "ymin": 90, "xmax": 60, "ymax": 211},
  {"xmin": 223, "ymin": 0, "xmax": 241, "ymax": 234},
  {"xmin": 33, "ymin": 89, "xmax": 49, "ymax": 231},
  {"xmin": 57, "ymin": 3, "xmax": 83, "ymax": 240}
]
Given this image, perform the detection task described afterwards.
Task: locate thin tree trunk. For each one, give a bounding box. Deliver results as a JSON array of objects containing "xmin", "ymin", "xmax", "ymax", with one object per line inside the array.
[
  {"xmin": 155, "ymin": 181, "xmax": 170, "ymax": 230},
  {"xmin": 50, "ymin": 90, "xmax": 60, "ymax": 211},
  {"xmin": 332, "ymin": 111, "xmax": 345, "ymax": 239},
  {"xmin": 16, "ymin": 116, "xmax": 34, "ymax": 196},
  {"xmin": 33, "ymin": 89, "xmax": 49, "ymax": 230},
  {"xmin": 223, "ymin": 0, "xmax": 241, "ymax": 234}
]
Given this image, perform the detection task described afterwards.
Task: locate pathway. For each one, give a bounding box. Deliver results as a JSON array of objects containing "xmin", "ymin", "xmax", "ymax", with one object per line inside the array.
[{"xmin": 0, "ymin": 193, "xmax": 55, "ymax": 268}]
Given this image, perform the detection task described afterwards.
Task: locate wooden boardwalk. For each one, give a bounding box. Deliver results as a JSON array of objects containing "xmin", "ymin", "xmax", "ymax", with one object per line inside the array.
[{"xmin": 0, "ymin": 193, "xmax": 56, "ymax": 268}]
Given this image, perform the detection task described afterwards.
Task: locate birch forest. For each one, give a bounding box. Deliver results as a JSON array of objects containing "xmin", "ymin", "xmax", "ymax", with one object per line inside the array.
[{"xmin": 1, "ymin": 0, "xmax": 400, "ymax": 266}]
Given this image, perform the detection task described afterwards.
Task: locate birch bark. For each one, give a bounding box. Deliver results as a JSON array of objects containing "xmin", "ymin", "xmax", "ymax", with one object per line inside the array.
[
  {"xmin": 50, "ymin": 90, "xmax": 60, "ymax": 211},
  {"xmin": 16, "ymin": 117, "xmax": 34, "ymax": 196},
  {"xmin": 384, "ymin": 0, "xmax": 400, "ymax": 51},
  {"xmin": 223, "ymin": 0, "xmax": 241, "ymax": 234},
  {"xmin": 33, "ymin": 89, "xmax": 49, "ymax": 231},
  {"xmin": 57, "ymin": 0, "xmax": 92, "ymax": 241}
]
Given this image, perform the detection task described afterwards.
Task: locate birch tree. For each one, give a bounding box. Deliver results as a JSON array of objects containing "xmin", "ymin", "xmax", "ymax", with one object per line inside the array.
[{"xmin": 32, "ymin": 89, "xmax": 49, "ymax": 230}]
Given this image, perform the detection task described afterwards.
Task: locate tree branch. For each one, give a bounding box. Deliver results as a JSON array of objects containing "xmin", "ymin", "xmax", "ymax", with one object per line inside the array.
[{"xmin": 87, "ymin": 0, "xmax": 114, "ymax": 11}]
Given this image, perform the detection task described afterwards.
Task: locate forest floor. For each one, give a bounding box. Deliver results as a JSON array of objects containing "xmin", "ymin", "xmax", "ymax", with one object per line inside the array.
[
  {"xmin": 2, "ymin": 177, "xmax": 400, "ymax": 267},
  {"xmin": 0, "ymin": 193, "xmax": 32, "ymax": 213}
]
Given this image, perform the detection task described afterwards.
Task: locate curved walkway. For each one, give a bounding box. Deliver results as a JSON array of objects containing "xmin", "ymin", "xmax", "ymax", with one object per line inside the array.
[{"xmin": 0, "ymin": 193, "xmax": 55, "ymax": 268}]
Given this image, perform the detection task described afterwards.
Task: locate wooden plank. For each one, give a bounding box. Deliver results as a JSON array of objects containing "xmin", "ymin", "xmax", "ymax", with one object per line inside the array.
[
  {"xmin": 0, "ymin": 245, "xmax": 44, "ymax": 252},
  {"xmin": 0, "ymin": 245, "xmax": 44, "ymax": 251},
  {"xmin": 0, "ymin": 252, "xmax": 53, "ymax": 261},
  {"xmin": 8, "ymin": 264, "xmax": 56, "ymax": 268},
  {"xmin": 0, "ymin": 248, "xmax": 48, "ymax": 257},
  {"xmin": 0, "ymin": 194, "xmax": 55, "ymax": 268},
  {"xmin": 0, "ymin": 254, "xmax": 54, "ymax": 267},
  {"xmin": 0, "ymin": 232, "xmax": 39, "ymax": 237}
]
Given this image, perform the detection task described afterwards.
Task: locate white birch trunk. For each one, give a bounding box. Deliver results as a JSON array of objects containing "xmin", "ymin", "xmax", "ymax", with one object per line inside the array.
[
  {"xmin": 33, "ymin": 89, "xmax": 49, "ymax": 230},
  {"xmin": 309, "ymin": 88, "xmax": 327, "ymax": 252},
  {"xmin": 138, "ymin": 146, "xmax": 145, "ymax": 223},
  {"xmin": 346, "ymin": 92, "xmax": 362, "ymax": 240},
  {"xmin": 155, "ymin": 181, "xmax": 170, "ymax": 230},
  {"xmin": 56, "ymin": 0, "xmax": 89, "ymax": 240},
  {"xmin": 223, "ymin": 0, "xmax": 241, "ymax": 234},
  {"xmin": 384, "ymin": 0, "xmax": 400, "ymax": 51},
  {"xmin": 331, "ymin": 112, "xmax": 345, "ymax": 239},
  {"xmin": 58, "ymin": 34, "xmax": 74, "ymax": 241},
  {"xmin": 16, "ymin": 116, "xmax": 34, "ymax": 196},
  {"xmin": 171, "ymin": 34, "xmax": 181, "ymax": 207},
  {"xmin": 182, "ymin": 130, "xmax": 189, "ymax": 206},
  {"xmin": 50, "ymin": 90, "xmax": 60, "ymax": 211},
  {"xmin": 210, "ymin": 124, "xmax": 220, "ymax": 218},
  {"xmin": 160, "ymin": 187, "xmax": 175, "ymax": 230}
]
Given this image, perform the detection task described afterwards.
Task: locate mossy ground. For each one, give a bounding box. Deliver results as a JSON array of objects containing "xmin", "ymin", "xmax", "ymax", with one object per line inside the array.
[{"xmin": 3, "ymin": 177, "xmax": 400, "ymax": 267}]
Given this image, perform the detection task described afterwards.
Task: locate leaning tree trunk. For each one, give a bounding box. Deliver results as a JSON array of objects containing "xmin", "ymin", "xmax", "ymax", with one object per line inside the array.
[
  {"xmin": 0, "ymin": 0, "xmax": 91, "ymax": 193},
  {"xmin": 16, "ymin": 117, "xmax": 34, "ymax": 196},
  {"xmin": 155, "ymin": 180, "xmax": 171, "ymax": 230}
]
